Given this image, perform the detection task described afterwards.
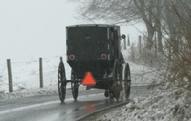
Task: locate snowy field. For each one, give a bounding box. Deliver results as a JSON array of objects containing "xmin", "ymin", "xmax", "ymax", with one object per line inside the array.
[
  {"xmin": 0, "ymin": 56, "xmax": 157, "ymax": 92},
  {"xmin": 0, "ymin": 56, "xmax": 71, "ymax": 93}
]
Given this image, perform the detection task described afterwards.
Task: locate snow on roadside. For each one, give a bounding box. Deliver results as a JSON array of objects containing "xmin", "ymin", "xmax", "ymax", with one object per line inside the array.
[
  {"xmin": 0, "ymin": 86, "xmax": 58, "ymax": 101},
  {"xmin": 122, "ymin": 48, "xmax": 163, "ymax": 86},
  {"xmin": 89, "ymin": 59, "xmax": 191, "ymax": 121},
  {"xmin": 93, "ymin": 84, "xmax": 191, "ymax": 121},
  {"xmin": 128, "ymin": 61, "xmax": 162, "ymax": 86},
  {"xmin": 0, "ymin": 83, "xmax": 88, "ymax": 101}
]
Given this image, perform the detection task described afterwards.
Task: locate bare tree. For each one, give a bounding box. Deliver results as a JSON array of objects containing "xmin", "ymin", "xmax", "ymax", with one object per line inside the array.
[
  {"xmin": 162, "ymin": 0, "xmax": 191, "ymax": 87},
  {"xmin": 78, "ymin": 0, "xmax": 191, "ymax": 87},
  {"xmin": 80, "ymin": 0, "xmax": 164, "ymax": 52}
]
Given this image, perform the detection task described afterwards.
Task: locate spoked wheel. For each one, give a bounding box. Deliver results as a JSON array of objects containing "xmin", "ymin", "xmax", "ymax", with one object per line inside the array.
[
  {"xmin": 58, "ymin": 57, "xmax": 67, "ymax": 103},
  {"xmin": 110, "ymin": 60, "xmax": 123, "ymax": 102},
  {"xmin": 71, "ymin": 70, "xmax": 79, "ymax": 101},
  {"xmin": 124, "ymin": 63, "xmax": 131, "ymax": 100}
]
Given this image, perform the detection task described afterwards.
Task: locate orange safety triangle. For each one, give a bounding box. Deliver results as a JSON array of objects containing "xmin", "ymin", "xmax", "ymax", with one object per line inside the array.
[{"xmin": 82, "ymin": 72, "xmax": 96, "ymax": 87}]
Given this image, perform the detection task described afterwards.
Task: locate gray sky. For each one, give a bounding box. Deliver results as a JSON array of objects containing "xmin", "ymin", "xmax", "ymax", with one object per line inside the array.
[
  {"xmin": 0, "ymin": 0, "xmax": 82, "ymax": 59},
  {"xmin": 0, "ymin": 0, "xmax": 144, "ymax": 59}
]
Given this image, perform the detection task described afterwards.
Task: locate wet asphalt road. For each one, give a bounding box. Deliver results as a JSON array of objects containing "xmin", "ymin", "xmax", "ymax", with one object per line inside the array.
[{"xmin": 0, "ymin": 86, "xmax": 151, "ymax": 121}]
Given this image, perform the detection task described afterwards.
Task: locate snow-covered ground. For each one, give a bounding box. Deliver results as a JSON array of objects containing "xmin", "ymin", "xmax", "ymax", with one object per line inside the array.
[
  {"xmin": 0, "ymin": 86, "xmax": 58, "ymax": 101},
  {"xmin": 92, "ymin": 84, "xmax": 191, "ymax": 121},
  {"xmin": 0, "ymin": 56, "xmax": 71, "ymax": 93},
  {"xmin": 123, "ymin": 47, "xmax": 163, "ymax": 86},
  {"xmin": 129, "ymin": 62, "xmax": 162, "ymax": 86}
]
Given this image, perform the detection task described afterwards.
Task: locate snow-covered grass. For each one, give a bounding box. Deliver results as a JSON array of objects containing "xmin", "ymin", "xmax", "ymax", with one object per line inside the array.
[
  {"xmin": 0, "ymin": 56, "xmax": 71, "ymax": 93},
  {"xmin": 92, "ymin": 83, "xmax": 191, "ymax": 121},
  {"xmin": 129, "ymin": 61, "xmax": 162, "ymax": 86},
  {"xmin": 122, "ymin": 47, "xmax": 163, "ymax": 86},
  {"xmin": 0, "ymin": 86, "xmax": 58, "ymax": 101}
]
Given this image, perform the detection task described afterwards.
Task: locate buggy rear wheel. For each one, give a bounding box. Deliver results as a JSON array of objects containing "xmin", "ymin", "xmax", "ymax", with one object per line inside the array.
[
  {"xmin": 71, "ymin": 82, "xmax": 79, "ymax": 101},
  {"xmin": 58, "ymin": 57, "xmax": 67, "ymax": 103},
  {"xmin": 124, "ymin": 63, "xmax": 131, "ymax": 99},
  {"xmin": 111, "ymin": 60, "xmax": 123, "ymax": 101},
  {"xmin": 71, "ymin": 70, "xmax": 79, "ymax": 101}
]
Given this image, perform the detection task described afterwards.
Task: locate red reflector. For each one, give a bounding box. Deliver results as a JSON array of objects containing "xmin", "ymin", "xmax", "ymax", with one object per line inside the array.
[
  {"xmin": 100, "ymin": 53, "xmax": 107, "ymax": 60},
  {"xmin": 82, "ymin": 72, "xmax": 96, "ymax": 87},
  {"xmin": 68, "ymin": 54, "xmax": 75, "ymax": 61}
]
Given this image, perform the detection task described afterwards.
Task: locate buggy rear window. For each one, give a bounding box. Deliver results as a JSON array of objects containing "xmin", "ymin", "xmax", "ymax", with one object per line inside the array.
[{"xmin": 66, "ymin": 26, "xmax": 108, "ymax": 51}]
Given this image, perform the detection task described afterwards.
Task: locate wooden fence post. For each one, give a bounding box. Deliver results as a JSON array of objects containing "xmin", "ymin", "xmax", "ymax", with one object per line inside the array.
[
  {"xmin": 39, "ymin": 58, "xmax": 43, "ymax": 88},
  {"xmin": 7, "ymin": 59, "xmax": 13, "ymax": 92},
  {"xmin": 139, "ymin": 35, "xmax": 142, "ymax": 55},
  {"xmin": 123, "ymin": 37, "xmax": 127, "ymax": 50},
  {"xmin": 127, "ymin": 35, "xmax": 130, "ymax": 46}
]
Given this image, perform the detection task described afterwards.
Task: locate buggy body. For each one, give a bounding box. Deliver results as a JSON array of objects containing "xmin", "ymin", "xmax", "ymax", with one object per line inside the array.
[
  {"xmin": 66, "ymin": 24, "xmax": 123, "ymax": 89},
  {"xmin": 57, "ymin": 24, "xmax": 131, "ymax": 102}
]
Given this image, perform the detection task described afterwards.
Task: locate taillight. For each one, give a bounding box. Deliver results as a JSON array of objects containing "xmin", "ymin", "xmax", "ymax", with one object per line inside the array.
[
  {"xmin": 68, "ymin": 54, "xmax": 75, "ymax": 61},
  {"xmin": 100, "ymin": 53, "xmax": 108, "ymax": 60}
]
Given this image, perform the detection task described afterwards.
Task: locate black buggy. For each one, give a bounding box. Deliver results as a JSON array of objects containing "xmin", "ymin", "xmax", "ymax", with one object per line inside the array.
[{"xmin": 58, "ymin": 24, "xmax": 131, "ymax": 103}]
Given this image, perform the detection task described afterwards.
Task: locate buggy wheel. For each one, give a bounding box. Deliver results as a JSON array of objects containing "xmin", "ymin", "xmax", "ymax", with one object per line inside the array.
[
  {"xmin": 71, "ymin": 82, "xmax": 79, "ymax": 101},
  {"xmin": 111, "ymin": 60, "xmax": 123, "ymax": 101},
  {"xmin": 71, "ymin": 70, "xmax": 79, "ymax": 101},
  {"xmin": 124, "ymin": 63, "xmax": 131, "ymax": 99},
  {"xmin": 58, "ymin": 57, "xmax": 67, "ymax": 103}
]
